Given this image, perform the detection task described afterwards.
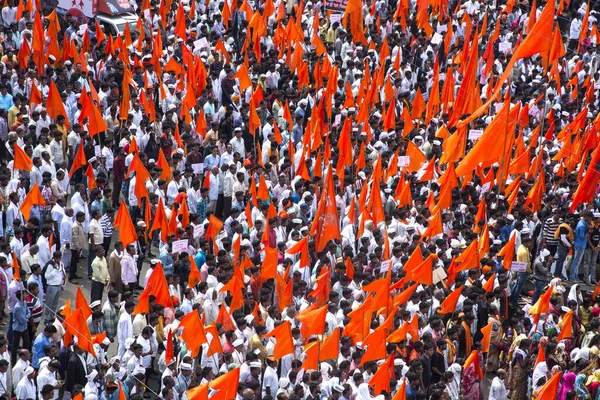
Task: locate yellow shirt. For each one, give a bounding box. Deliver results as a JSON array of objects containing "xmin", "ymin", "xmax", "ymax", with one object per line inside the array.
[{"xmin": 516, "ymin": 244, "xmax": 531, "ymax": 273}]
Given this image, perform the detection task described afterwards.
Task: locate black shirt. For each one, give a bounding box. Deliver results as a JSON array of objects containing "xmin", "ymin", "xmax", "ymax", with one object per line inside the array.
[
  {"xmin": 420, "ymin": 354, "xmax": 433, "ymax": 389},
  {"xmin": 431, "ymin": 351, "xmax": 446, "ymax": 384}
]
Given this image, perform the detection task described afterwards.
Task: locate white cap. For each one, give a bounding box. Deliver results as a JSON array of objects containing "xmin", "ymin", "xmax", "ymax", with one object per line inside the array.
[
  {"xmin": 250, "ymin": 361, "xmax": 262, "ymax": 368},
  {"xmin": 180, "ymin": 363, "xmax": 193, "ymax": 371},
  {"xmin": 233, "ymin": 339, "xmax": 244, "ymax": 347},
  {"xmin": 90, "ymin": 300, "xmax": 101, "ymax": 308}
]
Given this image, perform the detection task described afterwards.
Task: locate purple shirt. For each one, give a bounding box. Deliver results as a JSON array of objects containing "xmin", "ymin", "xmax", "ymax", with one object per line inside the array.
[{"xmin": 7, "ymin": 279, "xmax": 24, "ymax": 312}]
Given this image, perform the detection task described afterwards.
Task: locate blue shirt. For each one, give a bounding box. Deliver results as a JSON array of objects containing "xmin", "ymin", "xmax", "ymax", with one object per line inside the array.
[
  {"xmin": 195, "ymin": 250, "xmax": 206, "ymax": 269},
  {"xmin": 499, "ymin": 225, "xmax": 513, "ymax": 243},
  {"xmin": 575, "ymin": 219, "xmax": 589, "ymax": 248},
  {"xmin": 12, "ymin": 300, "xmax": 30, "ymax": 332},
  {"xmin": 0, "ymin": 93, "xmax": 13, "ymax": 111},
  {"xmin": 32, "ymin": 333, "xmax": 50, "ymax": 368}
]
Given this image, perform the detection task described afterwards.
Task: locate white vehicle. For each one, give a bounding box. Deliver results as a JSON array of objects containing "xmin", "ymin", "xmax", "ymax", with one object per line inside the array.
[{"xmin": 44, "ymin": 0, "xmax": 138, "ymax": 36}]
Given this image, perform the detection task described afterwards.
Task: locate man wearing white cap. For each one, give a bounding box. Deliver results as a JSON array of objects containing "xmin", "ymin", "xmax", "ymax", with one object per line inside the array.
[
  {"xmin": 531, "ymin": 249, "xmax": 555, "ymax": 304},
  {"xmin": 14, "ymin": 366, "xmax": 35, "ymax": 400},
  {"xmin": 175, "ymin": 362, "xmax": 193, "ymax": 394}
]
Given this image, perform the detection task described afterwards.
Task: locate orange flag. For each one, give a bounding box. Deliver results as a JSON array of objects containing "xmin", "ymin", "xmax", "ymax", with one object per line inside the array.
[
  {"xmin": 204, "ymin": 323, "xmax": 223, "ymax": 356},
  {"xmin": 186, "ymin": 384, "xmax": 209, "ymax": 400},
  {"xmin": 13, "ymin": 144, "xmax": 32, "ymax": 171},
  {"xmin": 277, "ymin": 273, "xmax": 293, "ymax": 312},
  {"xmin": 216, "ymin": 304, "xmax": 236, "ymax": 332},
  {"xmin": 79, "ymin": 91, "xmax": 108, "ymax": 136},
  {"xmin": 261, "ymin": 247, "xmax": 278, "ymax": 282},
  {"xmin": 497, "ymin": 232, "xmax": 517, "ymax": 270},
  {"xmin": 219, "ymin": 276, "xmax": 244, "ymax": 311},
  {"xmin": 534, "ymin": 372, "xmax": 562, "ymax": 399},
  {"xmin": 480, "ymin": 321, "xmax": 493, "ymax": 353},
  {"xmin": 421, "ymin": 210, "xmax": 443, "ymax": 239},
  {"xmin": 483, "ymin": 273, "xmax": 496, "ymax": 293},
  {"xmin": 205, "ymin": 214, "xmax": 224, "ymax": 240},
  {"xmin": 113, "ymin": 200, "xmax": 138, "ymax": 246},
  {"xmin": 370, "ymin": 354, "xmax": 395, "ymax": 395},
  {"xmin": 46, "ymin": 80, "xmax": 69, "ymax": 128},
  {"xmin": 76, "ymin": 286, "xmax": 92, "ymax": 321},
  {"xmin": 69, "ymin": 143, "xmax": 87, "ymax": 178},
  {"xmin": 20, "ymin": 184, "xmax": 46, "ymax": 220},
  {"xmin": 455, "ymin": 99, "xmax": 510, "ymax": 176},
  {"xmin": 178, "ymin": 311, "xmax": 208, "ymax": 357},
  {"xmin": 209, "ymin": 368, "xmax": 240, "ymax": 400},
  {"xmin": 359, "ymin": 329, "xmax": 387, "ymax": 365},
  {"xmin": 529, "ymin": 285, "xmax": 554, "ymax": 316},
  {"xmin": 264, "ymin": 320, "xmax": 294, "ymax": 360},
  {"xmin": 63, "ymin": 308, "xmax": 96, "ymax": 356},
  {"xmin": 165, "ymin": 329, "xmax": 174, "ymax": 365},
  {"xmin": 534, "ymin": 342, "xmax": 546, "ymax": 367},
  {"xmin": 437, "ymin": 286, "xmax": 463, "ymax": 314},
  {"xmin": 557, "ymin": 310, "xmax": 573, "ymax": 341},
  {"xmin": 454, "ymin": 239, "xmax": 480, "ymax": 273},
  {"xmin": 405, "ymin": 140, "xmax": 427, "ymax": 172},
  {"xmin": 463, "ymin": 350, "xmax": 483, "ymax": 379},
  {"xmin": 296, "ymin": 304, "xmax": 328, "ymax": 338},
  {"xmin": 234, "ymin": 64, "xmax": 252, "ymax": 93},
  {"xmin": 188, "ymin": 256, "xmax": 201, "ymax": 288},
  {"xmin": 320, "ymin": 327, "xmax": 340, "ymax": 360}
]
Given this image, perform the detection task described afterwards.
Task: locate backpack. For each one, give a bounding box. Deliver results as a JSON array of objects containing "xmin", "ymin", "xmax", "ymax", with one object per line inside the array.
[{"xmin": 41, "ymin": 259, "xmax": 55, "ymax": 291}]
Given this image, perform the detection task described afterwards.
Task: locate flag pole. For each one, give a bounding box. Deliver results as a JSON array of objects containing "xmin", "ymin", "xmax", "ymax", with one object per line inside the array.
[{"xmin": 498, "ymin": 98, "xmax": 510, "ymax": 193}]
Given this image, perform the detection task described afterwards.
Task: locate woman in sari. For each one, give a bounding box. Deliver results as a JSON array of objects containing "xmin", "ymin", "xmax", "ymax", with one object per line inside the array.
[
  {"xmin": 462, "ymin": 363, "xmax": 480, "ymax": 400},
  {"xmin": 532, "ymin": 361, "xmax": 550, "ymax": 393},
  {"xmin": 586, "ymin": 369, "xmax": 600, "ymax": 399},
  {"xmin": 486, "ymin": 305, "xmax": 504, "ymax": 373},
  {"xmin": 558, "ymin": 371, "xmax": 577, "ymax": 400},
  {"xmin": 507, "ymin": 337, "xmax": 531, "ymax": 400},
  {"xmin": 574, "ymin": 360, "xmax": 591, "ymax": 400}
]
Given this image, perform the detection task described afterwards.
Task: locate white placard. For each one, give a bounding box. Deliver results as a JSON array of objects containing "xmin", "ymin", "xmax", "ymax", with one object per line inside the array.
[
  {"xmin": 468, "ymin": 129, "xmax": 483, "ymax": 141},
  {"xmin": 499, "ymin": 42, "xmax": 512, "ymax": 53},
  {"xmin": 172, "ymin": 239, "xmax": 189, "ymax": 254},
  {"xmin": 398, "ymin": 156, "xmax": 410, "ymax": 167},
  {"xmin": 433, "ymin": 266, "xmax": 447, "ymax": 284},
  {"xmin": 511, "ymin": 261, "xmax": 528, "ymax": 272},
  {"xmin": 333, "ymin": 114, "xmax": 342, "ymax": 127},
  {"xmin": 20, "ymin": 243, "xmax": 30, "ymax": 257},
  {"xmin": 194, "ymin": 37, "xmax": 209, "ymax": 50},
  {"xmin": 380, "ymin": 259, "xmax": 391, "ymax": 273},
  {"xmin": 78, "ymin": 23, "xmax": 88, "ymax": 35},
  {"xmin": 192, "ymin": 163, "xmax": 204, "ymax": 175},
  {"xmin": 95, "ymin": 145, "xmax": 102, "ymax": 157},
  {"xmin": 480, "ymin": 181, "xmax": 491, "ymax": 194},
  {"xmin": 330, "ymin": 14, "xmax": 342, "ymax": 23},
  {"xmin": 431, "ymin": 32, "xmax": 443, "ymax": 45},
  {"xmin": 494, "ymin": 103, "xmax": 503, "ymax": 113},
  {"xmin": 193, "ymin": 225, "xmax": 203, "ymax": 239}
]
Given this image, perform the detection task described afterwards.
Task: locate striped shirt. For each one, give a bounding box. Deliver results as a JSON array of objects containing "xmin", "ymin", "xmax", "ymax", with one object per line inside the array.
[
  {"xmin": 543, "ymin": 216, "xmax": 561, "ymax": 246},
  {"xmin": 25, "ymin": 293, "xmax": 43, "ymax": 323},
  {"xmin": 99, "ymin": 214, "xmax": 114, "ymax": 238}
]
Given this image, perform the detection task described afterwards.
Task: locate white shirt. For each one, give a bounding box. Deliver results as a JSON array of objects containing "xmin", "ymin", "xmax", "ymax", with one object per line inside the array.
[
  {"xmin": 136, "ymin": 336, "xmax": 153, "ymax": 368},
  {"xmin": 261, "ymin": 365, "xmax": 278, "ymax": 398},
  {"xmin": 12, "ymin": 359, "xmax": 28, "ymax": 390},
  {"xmin": 15, "ymin": 377, "xmax": 35, "ymax": 400},
  {"xmin": 120, "ymin": 254, "xmax": 138, "ymax": 285},
  {"xmin": 488, "ymin": 376, "xmax": 507, "ymax": 400},
  {"xmin": 37, "ymin": 367, "xmax": 58, "ymax": 400},
  {"xmin": 117, "ymin": 312, "xmax": 133, "ymax": 355}
]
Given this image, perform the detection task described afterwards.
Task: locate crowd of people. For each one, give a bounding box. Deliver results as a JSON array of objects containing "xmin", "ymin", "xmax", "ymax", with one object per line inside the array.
[{"xmin": 0, "ymin": 0, "xmax": 600, "ymax": 398}]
